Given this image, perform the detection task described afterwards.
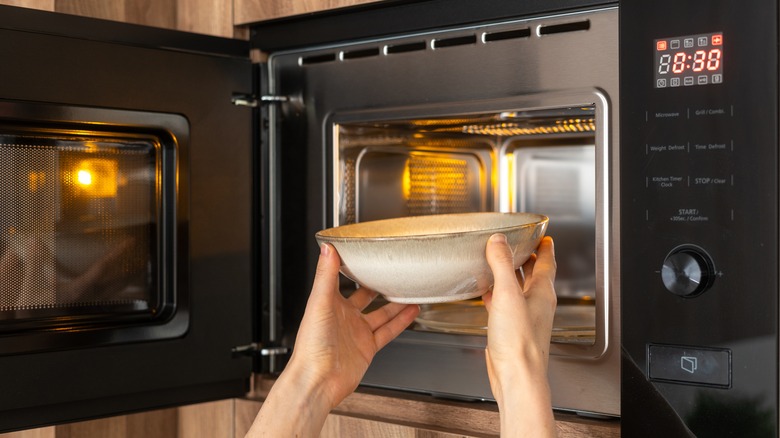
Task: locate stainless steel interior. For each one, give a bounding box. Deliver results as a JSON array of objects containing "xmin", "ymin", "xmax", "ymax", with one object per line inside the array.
[
  {"xmin": 335, "ymin": 107, "xmax": 597, "ymax": 345},
  {"xmin": 0, "ymin": 131, "xmax": 158, "ymax": 327},
  {"xmin": 337, "ymin": 124, "xmax": 493, "ymax": 224},
  {"xmin": 268, "ymin": 5, "xmax": 619, "ymax": 415}
]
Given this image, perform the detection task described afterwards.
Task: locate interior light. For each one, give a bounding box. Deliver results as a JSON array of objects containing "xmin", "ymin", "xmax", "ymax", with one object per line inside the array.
[
  {"xmin": 77, "ymin": 169, "xmax": 93, "ymax": 186},
  {"xmin": 71, "ymin": 158, "xmax": 118, "ymax": 197}
]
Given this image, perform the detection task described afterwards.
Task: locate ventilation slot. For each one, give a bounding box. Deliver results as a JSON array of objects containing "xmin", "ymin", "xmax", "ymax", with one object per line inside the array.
[
  {"xmin": 484, "ymin": 28, "xmax": 531, "ymax": 42},
  {"xmin": 432, "ymin": 35, "xmax": 477, "ymax": 49},
  {"xmin": 300, "ymin": 53, "xmax": 337, "ymax": 65},
  {"xmin": 341, "ymin": 47, "xmax": 380, "ymax": 60},
  {"xmin": 385, "ymin": 41, "xmax": 427, "ymax": 55},
  {"xmin": 539, "ymin": 20, "xmax": 590, "ymax": 35}
]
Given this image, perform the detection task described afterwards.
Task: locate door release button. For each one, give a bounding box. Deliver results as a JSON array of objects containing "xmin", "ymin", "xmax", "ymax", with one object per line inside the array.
[{"xmin": 648, "ymin": 344, "xmax": 731, "ymax": 388}]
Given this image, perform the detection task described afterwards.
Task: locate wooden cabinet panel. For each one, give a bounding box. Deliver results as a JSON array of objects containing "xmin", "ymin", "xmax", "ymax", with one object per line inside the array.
[
  {"xmin": 0, "ymin": 428, "xmax": 55, "ymax": 438},
  {"xmin": 234, "ymin": 399, "xmax": 262, "ymax": 438},
  {"xmin": 52, "ymin": 0, "xmax": 176, "ymax": 29},
  {"xmin": 240, "ymin": 377, "xmax": 620, "ymax": 438},
  {"xmin": 54, "ymin": 0, "xmax": 126, "ymax": 22},
  {"xmin": 125, "ymin": 0, "xmax": 177, "ymax": 29},
  {"xmin": 177, "ymin": 399, "xmax": 235, "ymax": 438},
  {"xmin": 0, "ymin": 409, "xmax": 177, "ymax": 438},
  {"xmin": 0, "ymin": 0, "xmax": 53, "ymax": 10},
  {"xmin": 54, "ymin": 0, "xmax": 237, "ymax": 37},
  {"xmin": 176, "ymin": 0, "xmax": 234, "ymax": 37},
  {"xmin": 0, "ymin": 0, "xmax": 233, "ymax": 38},
  {"xmin": 3, "ymin": 395, "xmax": 620, "ymax": 437},
  {"xmin": 322, "ymin": 415, "xmax": 478, "ymax": 438},
  {"xmin": 234, "ymin": 398, "xmax": 484, "ymax": 438},
  {"xmin": 0, "ymin": 401, "xmax": 233, "ymax": 438},
  {"xmin": 55, "ymin": 408, "xmax": 178, "ymax": 438},
  {"xmin": 234, "ymin": 0, "xmax": 383, "ymax": 24}
]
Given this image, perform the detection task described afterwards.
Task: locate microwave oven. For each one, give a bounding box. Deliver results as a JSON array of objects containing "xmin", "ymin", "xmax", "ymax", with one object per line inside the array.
[{"xmin": 0, "ymin": 0, "xmax": 777, "ymax": 435}]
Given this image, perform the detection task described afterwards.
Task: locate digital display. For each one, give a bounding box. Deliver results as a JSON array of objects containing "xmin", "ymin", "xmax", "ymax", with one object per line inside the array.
[{"xmin": 654, "ymin": 32, "xmax": 723, "ymax": 88}]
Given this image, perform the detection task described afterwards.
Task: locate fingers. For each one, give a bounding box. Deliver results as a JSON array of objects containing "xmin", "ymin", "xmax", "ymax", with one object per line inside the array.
[
  {"xmin": 367, "ymin": 303, "xmax": 420, "ymax": 350},
  {"xmin": 364, "ymin": 301, "xmax": 414, "ymax": 331},
  {"xmin": 521, "ymin": 253, "xmax": 536, "ymax": 287},
  {"xmin": 527, "ymin": 237, "xmax": 556, "ymax": 290},
  {"xmin": 484, "ymin": 235, "xmax": 556, "ymax": 306},
  {"xmin": 533, "ymin": 237, "xmax": 556, "ymax": 275},
  {"xmin": 485, "ymin": 233, "xmax": 521, "ymax": 298},
  {"xmin": 347, "ymin": 287, "xmax": 379, "ymax": 311},
  {"xmin": 309, "ymin": 243, "xmax": 342, "ymax": 299}
]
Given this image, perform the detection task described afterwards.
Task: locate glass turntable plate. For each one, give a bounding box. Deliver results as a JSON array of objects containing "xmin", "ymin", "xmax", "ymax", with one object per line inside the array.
[{"xmin": 415, "ymin": 300, "xmax": 596, "ymax": 344}]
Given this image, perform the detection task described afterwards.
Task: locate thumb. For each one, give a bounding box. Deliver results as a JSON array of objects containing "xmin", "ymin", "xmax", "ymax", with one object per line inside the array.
[
  {"xmin": 310, "ymin": 243, "xmax": 341, "ymax": 298},
  {"xmin": 485, "ymin": 233, "xmax": 521, "ymax": 298}
]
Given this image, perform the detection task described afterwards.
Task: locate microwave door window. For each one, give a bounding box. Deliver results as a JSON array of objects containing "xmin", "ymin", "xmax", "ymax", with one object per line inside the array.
[{"xmin": 0, "ymin": 134, "xmax": 160, "ymax": 327}]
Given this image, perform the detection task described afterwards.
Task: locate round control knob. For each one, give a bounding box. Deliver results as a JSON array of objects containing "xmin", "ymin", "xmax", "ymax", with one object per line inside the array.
[{"xmin": 661, "ymin": 245, "xmax": 716, "ymax": 297}]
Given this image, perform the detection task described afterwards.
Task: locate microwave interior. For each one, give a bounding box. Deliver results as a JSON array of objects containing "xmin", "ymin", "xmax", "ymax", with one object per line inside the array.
[{"xmin": 333, "ymin": 105, "xmax": 598, "ymax": 345}]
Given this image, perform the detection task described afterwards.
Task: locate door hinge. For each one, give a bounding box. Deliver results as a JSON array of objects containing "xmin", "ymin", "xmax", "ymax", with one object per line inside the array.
[
  {"xmin": 232, "ymin": 342, "xmax": 290, "ymax": 358},
  {"xmin": 231, "ymin": 93, "xmax": 289, "ymax": 107}
]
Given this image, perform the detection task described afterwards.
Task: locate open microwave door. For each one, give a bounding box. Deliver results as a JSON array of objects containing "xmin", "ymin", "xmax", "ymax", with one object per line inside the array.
[{"xmin": 0, "ymin": 6, "xmax": 254, "ymax": 432}]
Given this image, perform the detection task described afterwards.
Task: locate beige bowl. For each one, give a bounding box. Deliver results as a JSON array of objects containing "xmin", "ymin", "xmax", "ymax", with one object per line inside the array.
[{"xmin": 315, "ymin": 212, "xmax": 549, "ymax": 304}]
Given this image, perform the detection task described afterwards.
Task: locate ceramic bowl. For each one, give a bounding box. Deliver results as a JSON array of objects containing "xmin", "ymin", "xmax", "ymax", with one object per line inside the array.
[{"xmin": 315, "ymin": 212, "xmax": 549, "ymax": 304}]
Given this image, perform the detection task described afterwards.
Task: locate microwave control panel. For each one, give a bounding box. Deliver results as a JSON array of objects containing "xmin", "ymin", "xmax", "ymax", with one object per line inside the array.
[{"xmin": 620, "ymin": 0, "xmax": 778, "ymax": 435}]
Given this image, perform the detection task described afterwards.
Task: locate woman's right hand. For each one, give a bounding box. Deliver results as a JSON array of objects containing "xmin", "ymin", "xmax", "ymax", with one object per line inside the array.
[{"xmin": 482, "ymin": 234, "xmax": 557, "ymax": 437}]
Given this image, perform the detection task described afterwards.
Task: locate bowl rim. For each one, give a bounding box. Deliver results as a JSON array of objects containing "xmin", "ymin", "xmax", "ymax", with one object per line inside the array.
[{"xmin": 315, "ymin": 212, "xmax": 549, "ymax": 242}]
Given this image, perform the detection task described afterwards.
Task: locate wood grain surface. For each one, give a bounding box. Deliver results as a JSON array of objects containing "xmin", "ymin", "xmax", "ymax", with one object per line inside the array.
[{"xmin": 234, "ymin": 0, "xmax": 383, "ymax": 24}]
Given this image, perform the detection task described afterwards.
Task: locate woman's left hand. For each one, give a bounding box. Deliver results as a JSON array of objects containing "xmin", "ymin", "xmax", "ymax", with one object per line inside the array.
[
  {"xmin": 289, "ymin": 242, "xmax": 420, "ymax": 409},
  {"xmin": 247, "ymin": 243, "xmax": 419, "ymax": 437}
]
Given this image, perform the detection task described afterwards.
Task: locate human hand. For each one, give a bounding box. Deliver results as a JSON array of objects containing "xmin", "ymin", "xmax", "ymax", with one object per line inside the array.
[
  {"xmin": 287, "ymin": 242, "xmax": 420, "ymax": 408},
  {"xmin": 248, "ymin": 243, "xmax": 419, "ymax": 437},
  {"xmin": 482, "ymin": 234, "xmax": 557, "ymax": 437}
]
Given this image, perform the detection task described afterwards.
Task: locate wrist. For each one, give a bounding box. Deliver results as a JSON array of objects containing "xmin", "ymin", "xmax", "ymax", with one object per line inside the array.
[
  {"xmin": 486, "ymin": 348, "xmax": 555, "ymax": 434},
  {"xmin": 492, "ymin": 366, "xmax": 550, "ymax": 405},
  {"xmin": 491, "ymin": 367, "xmax": 556, "ymax": 438},
  {"xmin": 276, "ymin": 357, "xmax": 334, "ymax": 409},
  {"xmin": 247, "ymin": 360, "xmax": 332, "ymax": 437}
]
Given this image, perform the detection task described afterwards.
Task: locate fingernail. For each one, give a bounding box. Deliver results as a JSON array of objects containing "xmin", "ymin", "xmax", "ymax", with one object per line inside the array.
[
  {"xmin": 489, "ymin": 233, "xmax": 507, "ymax": 244},
  {"xmin": 320, "ymin": 243, "xmax": 331, "ymax": 256}
]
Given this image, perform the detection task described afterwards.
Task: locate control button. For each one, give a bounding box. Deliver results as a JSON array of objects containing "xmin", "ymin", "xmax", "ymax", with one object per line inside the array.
[
  {"xmin": 648, "ymin": 344, "xmax": 731, "ymax": 388},
  {"xmin": 661, "ymin": 245, "xmax": 716, "ymax": 297}
]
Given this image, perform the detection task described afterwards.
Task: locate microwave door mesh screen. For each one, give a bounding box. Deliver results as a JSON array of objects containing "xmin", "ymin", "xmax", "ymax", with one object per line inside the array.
[{"xmin": 0, "ymin": 135, "xmax": 157, "ymax": 326}]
